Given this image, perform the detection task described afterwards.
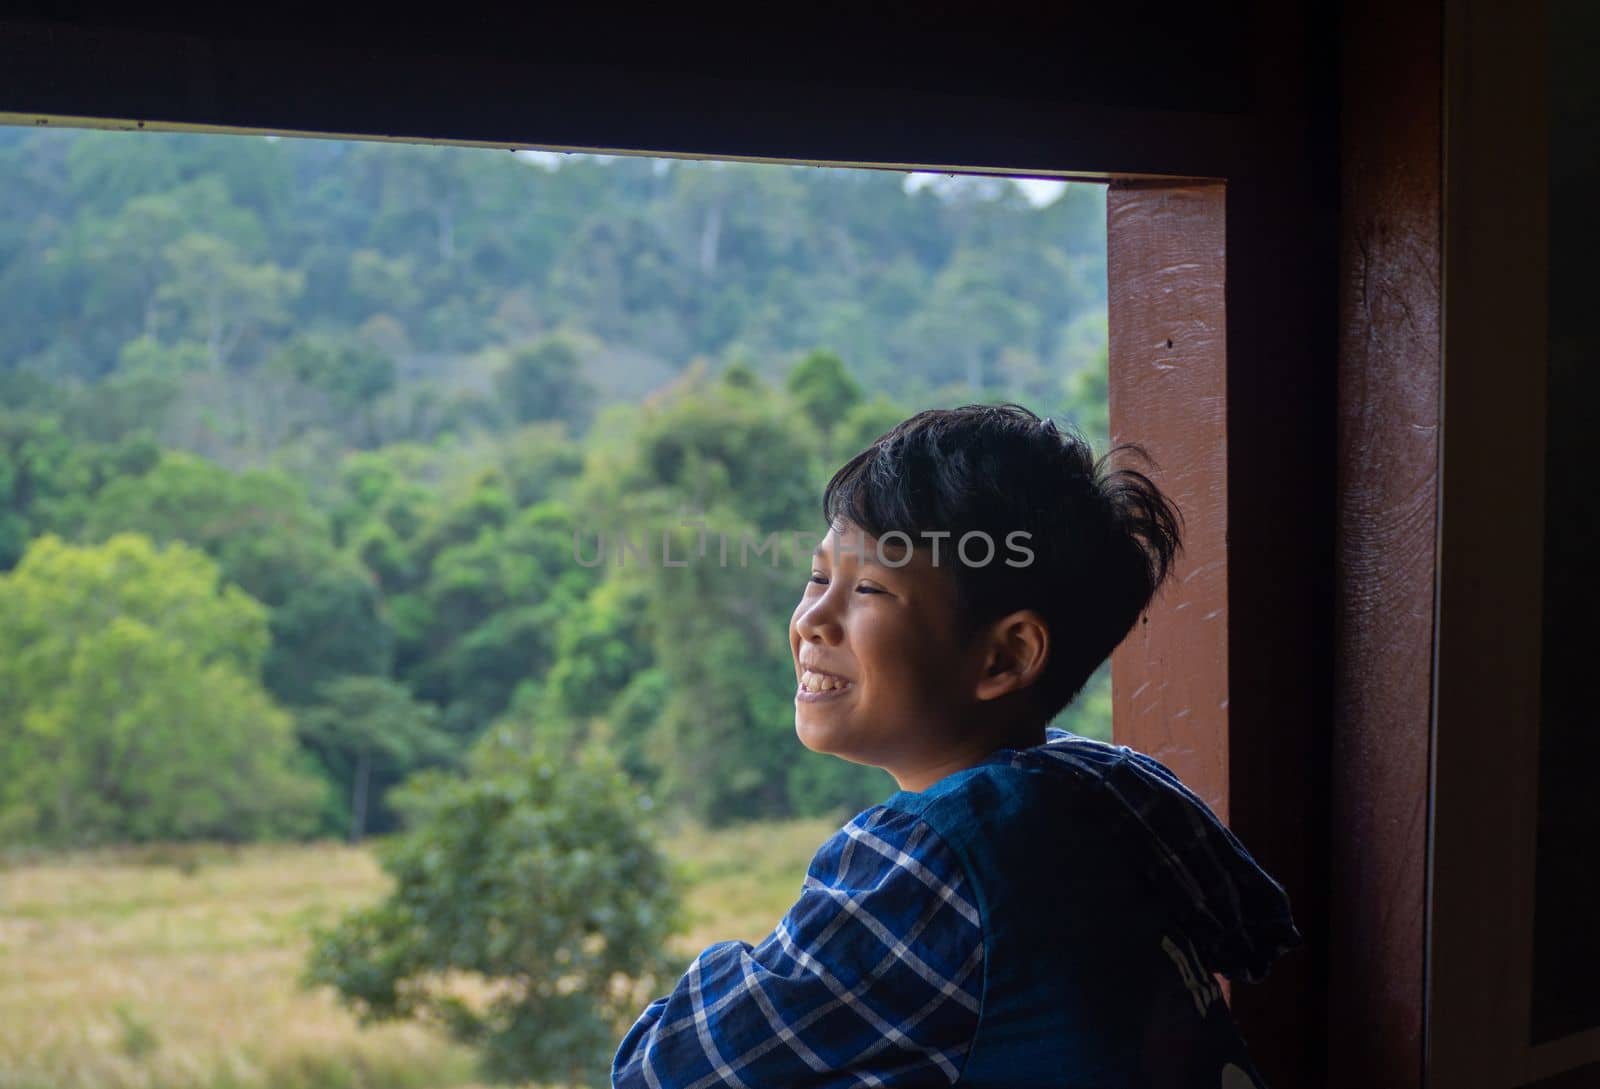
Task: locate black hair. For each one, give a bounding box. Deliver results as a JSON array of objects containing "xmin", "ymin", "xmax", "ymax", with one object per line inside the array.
[{"xmin": 820, "ymin": 402, "xmax": 1183, "ymax": 722}]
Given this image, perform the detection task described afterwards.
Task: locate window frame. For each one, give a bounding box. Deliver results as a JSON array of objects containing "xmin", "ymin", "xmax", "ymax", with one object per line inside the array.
[{"xmin": 0, "ymin": 15, "xmax": 1338, "ymax": 1084}]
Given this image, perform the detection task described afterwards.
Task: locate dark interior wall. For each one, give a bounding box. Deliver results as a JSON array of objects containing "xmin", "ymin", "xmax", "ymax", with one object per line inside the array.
[{"xmin": 1531, "ymin": 0, "xmax": 1600, "ymax": 1047}]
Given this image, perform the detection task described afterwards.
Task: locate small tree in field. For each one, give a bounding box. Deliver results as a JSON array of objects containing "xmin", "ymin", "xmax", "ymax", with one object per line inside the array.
[{"xmin": 304, "ymin": 728, "xmax": 684, "ymax": 1088}]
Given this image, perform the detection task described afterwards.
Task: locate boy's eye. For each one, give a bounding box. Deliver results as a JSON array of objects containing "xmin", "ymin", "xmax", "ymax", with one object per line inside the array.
[{"xmin": 808, "ymin": 574, "xmax": 883, "ymax": 594}]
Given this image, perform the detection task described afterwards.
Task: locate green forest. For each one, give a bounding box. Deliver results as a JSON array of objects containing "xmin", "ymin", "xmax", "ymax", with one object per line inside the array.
[{"xmin": 0, "ymin": 127, "xmax": 1111, "ymax": 849}]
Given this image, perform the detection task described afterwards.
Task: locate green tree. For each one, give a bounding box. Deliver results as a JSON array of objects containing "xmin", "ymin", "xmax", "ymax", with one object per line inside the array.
[
  {"xmin": 296, "ymin": 675, "xmax": 451, "ymax": 840},
  {"xmin": 61, "ymin": 337, "xmax": 202, "ymax": 444},
  {"xmin": 830, "ymin": 392, "xmax": 910, "ymax": 463},
  {"xmin": 263, "ymin": 568, "xmax": 394, "ymax": 705},
  {"xmin": 157, "ymin": 233, "xmax": 304, "ymax": 371},
  {"xmin": 84, "ymin": 450, "xmax": 338, "ymax": 606},
  {"xmin": 784, "ymin": 348, "xmax": 863, "ymax": 438},
  {"xmin": 266, "ymin": 334, "xmax": 397, "ymax": 446},
  {"xmin": 81, "ymin": 449, "xmax": 397, "ymax": 706},
  {"xmin": 0, "ymin": 533, "xmax": 322, "ymax": 844},
  {"xmin": 1060, "ymin": 344, "xmax": 1110, "ymax": 451},
  {"xmin": 0, "ymin": 128, "xmax": 1115, "ymax": 830},
  {"xmin": 1051, "ymin": 660, "xmax": 1113, "ymax": 742},
  {"xmin": 492, "ymin": 336, "xmax": 598, "ymax": 431},
  {"xmin": 566, "ymin": 370, "xmax": 893, "ymax": 821},
  {"xmin": 303, "ymin": 729, "xmax": 683, "ymax": 1087},
  {"xmin": 543, "ymin": 575, "xmax": 656, "ymax": 725},
  {"xmin": 0, "ymin": 409, "xmax": 161, "ymax": 568},
  {"xmin": 403, "ymin": 497, "xmax": 594, "ymax": 736}
]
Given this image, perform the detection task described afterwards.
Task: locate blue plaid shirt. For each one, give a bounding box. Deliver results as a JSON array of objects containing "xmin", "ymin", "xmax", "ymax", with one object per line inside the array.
[{"xmin": 610, "ymin": 728, "xmax": 1300, "ymax": 1087}]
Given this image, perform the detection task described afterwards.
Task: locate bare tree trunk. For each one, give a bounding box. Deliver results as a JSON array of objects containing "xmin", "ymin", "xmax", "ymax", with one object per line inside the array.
[
  {"xmin": 350, "ymin": 749, "xmax": 372, "ymax": 842},
  {"xmin": 206, "ymin": 281, "xmax": 226, "ymax": 372},
  {"xmin": 699, "ymin": 204, "xmax": 723, "ymax": 278},
  {"xmin": 436, "ymin": 202, "xmax": 455, "ymax": 263},
  {"xmin": 143, "ymin": 286, "xmax": 160, "ymax": 340}
]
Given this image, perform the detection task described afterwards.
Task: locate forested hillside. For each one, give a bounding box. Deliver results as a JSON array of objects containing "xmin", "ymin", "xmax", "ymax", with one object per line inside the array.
[{"xmin": 0, "ymin": 128, "xmax": 1110, "ymax": 845}]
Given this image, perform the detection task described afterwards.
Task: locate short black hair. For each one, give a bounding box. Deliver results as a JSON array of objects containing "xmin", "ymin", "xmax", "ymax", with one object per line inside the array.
[{"xmin": 820, "ymin": 402, "xmax": 1183, "ymax": 722}]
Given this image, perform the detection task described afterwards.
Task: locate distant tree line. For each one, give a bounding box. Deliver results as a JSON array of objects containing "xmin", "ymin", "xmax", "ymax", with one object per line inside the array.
[{"xmin": 0, "ymin": 129, "xmax": 1110, "ymax": 847}]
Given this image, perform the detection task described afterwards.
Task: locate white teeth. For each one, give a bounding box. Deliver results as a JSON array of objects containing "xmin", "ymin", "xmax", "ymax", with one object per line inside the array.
[{"xmin": 800, "ymin": 669, "xmax": 851, "ymax": 693}]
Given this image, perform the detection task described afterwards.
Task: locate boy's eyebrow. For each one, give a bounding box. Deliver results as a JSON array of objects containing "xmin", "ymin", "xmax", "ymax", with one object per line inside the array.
[{"xmin": 811, "ymin": 543, "xmax": 911, "ymax": 568}]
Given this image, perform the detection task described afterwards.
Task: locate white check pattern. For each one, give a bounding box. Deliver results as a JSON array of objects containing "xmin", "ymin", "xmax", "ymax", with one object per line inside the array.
[{"xmin": 611, "ymin": 806, "xmax": 984, "ymax": 1088}]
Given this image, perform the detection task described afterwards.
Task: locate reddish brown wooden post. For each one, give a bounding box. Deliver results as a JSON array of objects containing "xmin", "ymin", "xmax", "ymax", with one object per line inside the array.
[
  {"xmin": 1107, "ymin": 181, "xmax": 1229, "ymax": 816},
  {"xmin": 1109, "ymin": 174, "xmax": 1329, "ymax": 1089}
]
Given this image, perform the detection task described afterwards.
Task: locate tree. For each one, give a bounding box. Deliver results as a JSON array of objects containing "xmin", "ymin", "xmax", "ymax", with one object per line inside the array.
[
  {"xmin": 404, "ymin": 498, "xmax": 593, "ymax": 735},
  {"xmin": 263, "ymin": 568, "xmax": 394, "ymax": 705},
  {"xmin": 1060, "ymin": 345, "xmax": 1110, "ymax": 452},
  {"xmin": 784, "ymin": 348, "xmax": 863, "ymax": 438},
  {"xmin": 0, "ymin": 533, "xmax": 322, "ymax": 844},
  {"xmin": 895, "ymin": 248, "xmax": 1042, "ymax": 393},
  {"xmin": 84, "ymin": 450, "xmax": 339, "ymax": 607},
  {"xmin": 0, "ymin": 128, "xmax": 1117, "ymax": 832},
  {"xmin": 303, "ymin": 728, "xmax": 684, "ymax": 1088},
  {"xmin": 0, "ymin": 409, "xmax": 161, "ymax": 568},
  {"xmin": 265, "ymin": 334, "xmax": 397, "ymax": 447},
  {"xmin": 62, "ymin": 337, "xmax": 200, "ymax": 444},
  {"xmin": 543, "ymin": 575, "xmax": 656, "ymax": 724},
  {"xmin": 296, "ymin": 675, "xmax": 451, "ymax": 840},
  {"xmin": 157, "ymin": 233, "xmax": 304, "ymax": 371},
  {"xmin": 492, "ymin": 336, "xmax": 598, "ymax": 431},
  {"xmin": 561, "ymin": 373, "xmax": 895, "ymax": 821},
  {"xmin": 831, "ymin": 392, "xmax": 911, "ymax": 463}
]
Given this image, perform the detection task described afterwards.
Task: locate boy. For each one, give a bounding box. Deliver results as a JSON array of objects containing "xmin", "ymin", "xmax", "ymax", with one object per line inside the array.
[{"xmin": 612, "ymin": 404, "xmax": 1301, "ymax": 1088}]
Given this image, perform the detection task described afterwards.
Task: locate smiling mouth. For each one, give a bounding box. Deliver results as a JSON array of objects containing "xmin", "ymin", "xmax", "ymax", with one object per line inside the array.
[{"xmin": 797, "ymin": 668, "xmax": 854, "ymax": 700}]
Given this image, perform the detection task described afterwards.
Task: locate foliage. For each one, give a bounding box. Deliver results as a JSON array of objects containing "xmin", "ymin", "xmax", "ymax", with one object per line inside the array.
[
  {"xmin": 264, "ymin": 568, "xmax": 394, "ymax": 705},
  {"xmin": 785, "ymin": 348, "xmax": 863, "ymax": 437},
  {"xmin": 156, "ymin": 233, "xmax": 304, "ymax": 370},
  {"xmin": 492, "ymin": 335, "xmax": 598, "ymax": 431},
  {"xmin": 1050, "ymin": 660, "xmax": 1114, "ymax": 742},
  {"xmin": 295, "ymin": 675, "xmax": 453, "ymax": 840},
  {"xmin": 0, "ymin": 533, "xmax": 323, "ymax": 844},
  {"xmin": 1060, "ymin": 341, "xmax": 1111, "ymax": 451},
  {"xmin": 0, "ymin": 128, "xmax": 1113, "ymax": 843},
  {"xmin": 1, "ymin": 128, "xmax": 1106, "ymax": 403},
  {"xmin": 0, "ymin": 409, "xmax": 162, "ymax": 566},
  {"xmin": 82, "ymin": 451, "xmax": 337, "ymax": 607},
  {"xmin": 303, "ymin": 731, "xmax": 684, "ymax": 1087}
]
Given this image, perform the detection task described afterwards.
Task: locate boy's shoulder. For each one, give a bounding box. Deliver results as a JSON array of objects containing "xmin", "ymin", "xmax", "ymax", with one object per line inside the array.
[{"xmin": 838, "ymin": 729, "xmax": 1301, "ymax": 989}]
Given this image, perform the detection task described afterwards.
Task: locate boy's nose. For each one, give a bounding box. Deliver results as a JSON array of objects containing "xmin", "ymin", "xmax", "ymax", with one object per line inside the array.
[{"xmin": 794, "ymin": 597, "xmax": 844, "ymax": 645}]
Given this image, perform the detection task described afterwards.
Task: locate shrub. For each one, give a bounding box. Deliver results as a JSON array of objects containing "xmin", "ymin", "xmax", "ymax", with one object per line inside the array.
[{"xmin": 304, "ymin": 729, "xmax": 683, "ymax": 1087}]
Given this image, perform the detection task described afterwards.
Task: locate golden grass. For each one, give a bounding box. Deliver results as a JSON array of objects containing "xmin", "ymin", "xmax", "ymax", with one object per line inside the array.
[
  {"xmin": 659, "ymin": 815, "xmax": 844, "ymax": 959},
  {"xmin": 0, "ymin": 817, "xmax": 842, "ymax": 1089}
]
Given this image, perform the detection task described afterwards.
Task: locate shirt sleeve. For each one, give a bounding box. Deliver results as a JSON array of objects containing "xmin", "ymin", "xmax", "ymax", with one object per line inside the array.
[{"xmin": 611, "ymin": 805, "xmax": 985, "ymax": 1088}]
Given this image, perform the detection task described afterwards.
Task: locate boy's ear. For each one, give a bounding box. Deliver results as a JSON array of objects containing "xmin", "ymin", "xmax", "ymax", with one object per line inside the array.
[{"xmin": 973, "ymin": 609, "xmax": 1050, "ymax": 701}]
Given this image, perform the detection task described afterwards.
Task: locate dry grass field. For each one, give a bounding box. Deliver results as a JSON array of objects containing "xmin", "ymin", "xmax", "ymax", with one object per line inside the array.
[{"xmin": 0, "ymin": 816, "xmax": 843, "ymax": 1089}]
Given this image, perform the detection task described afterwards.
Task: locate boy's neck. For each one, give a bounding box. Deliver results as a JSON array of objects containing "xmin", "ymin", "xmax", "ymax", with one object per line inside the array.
[{"xmin": 892, "ymin": 717, "xmax": 1049, "ymax": 794}]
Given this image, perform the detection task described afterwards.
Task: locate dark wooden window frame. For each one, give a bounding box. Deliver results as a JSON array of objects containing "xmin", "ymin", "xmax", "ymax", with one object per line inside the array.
[{"xmin": 0, "ymin": 14, "xmax": 1339, "ymax": 1086}]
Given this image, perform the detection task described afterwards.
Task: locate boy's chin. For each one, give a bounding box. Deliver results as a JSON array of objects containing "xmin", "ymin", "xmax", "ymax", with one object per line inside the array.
[
  {"xmin": 794, "ymin": 716, "xmax": 874, "ymax": 766},
  {"xmin": 794, "ymin": 715, "xmax": 834, "ymax": 754}
]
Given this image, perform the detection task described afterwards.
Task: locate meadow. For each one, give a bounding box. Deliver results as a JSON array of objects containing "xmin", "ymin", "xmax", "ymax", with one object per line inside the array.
[{"xmin": 0, "ymin": 816, "xmax": 842, "ymax": 1089}]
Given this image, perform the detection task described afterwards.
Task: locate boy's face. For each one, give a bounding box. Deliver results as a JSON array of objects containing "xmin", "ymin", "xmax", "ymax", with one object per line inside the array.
[{"xmin": 788, "ymin": 520, "xmax": 995, "ymax": 788}]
